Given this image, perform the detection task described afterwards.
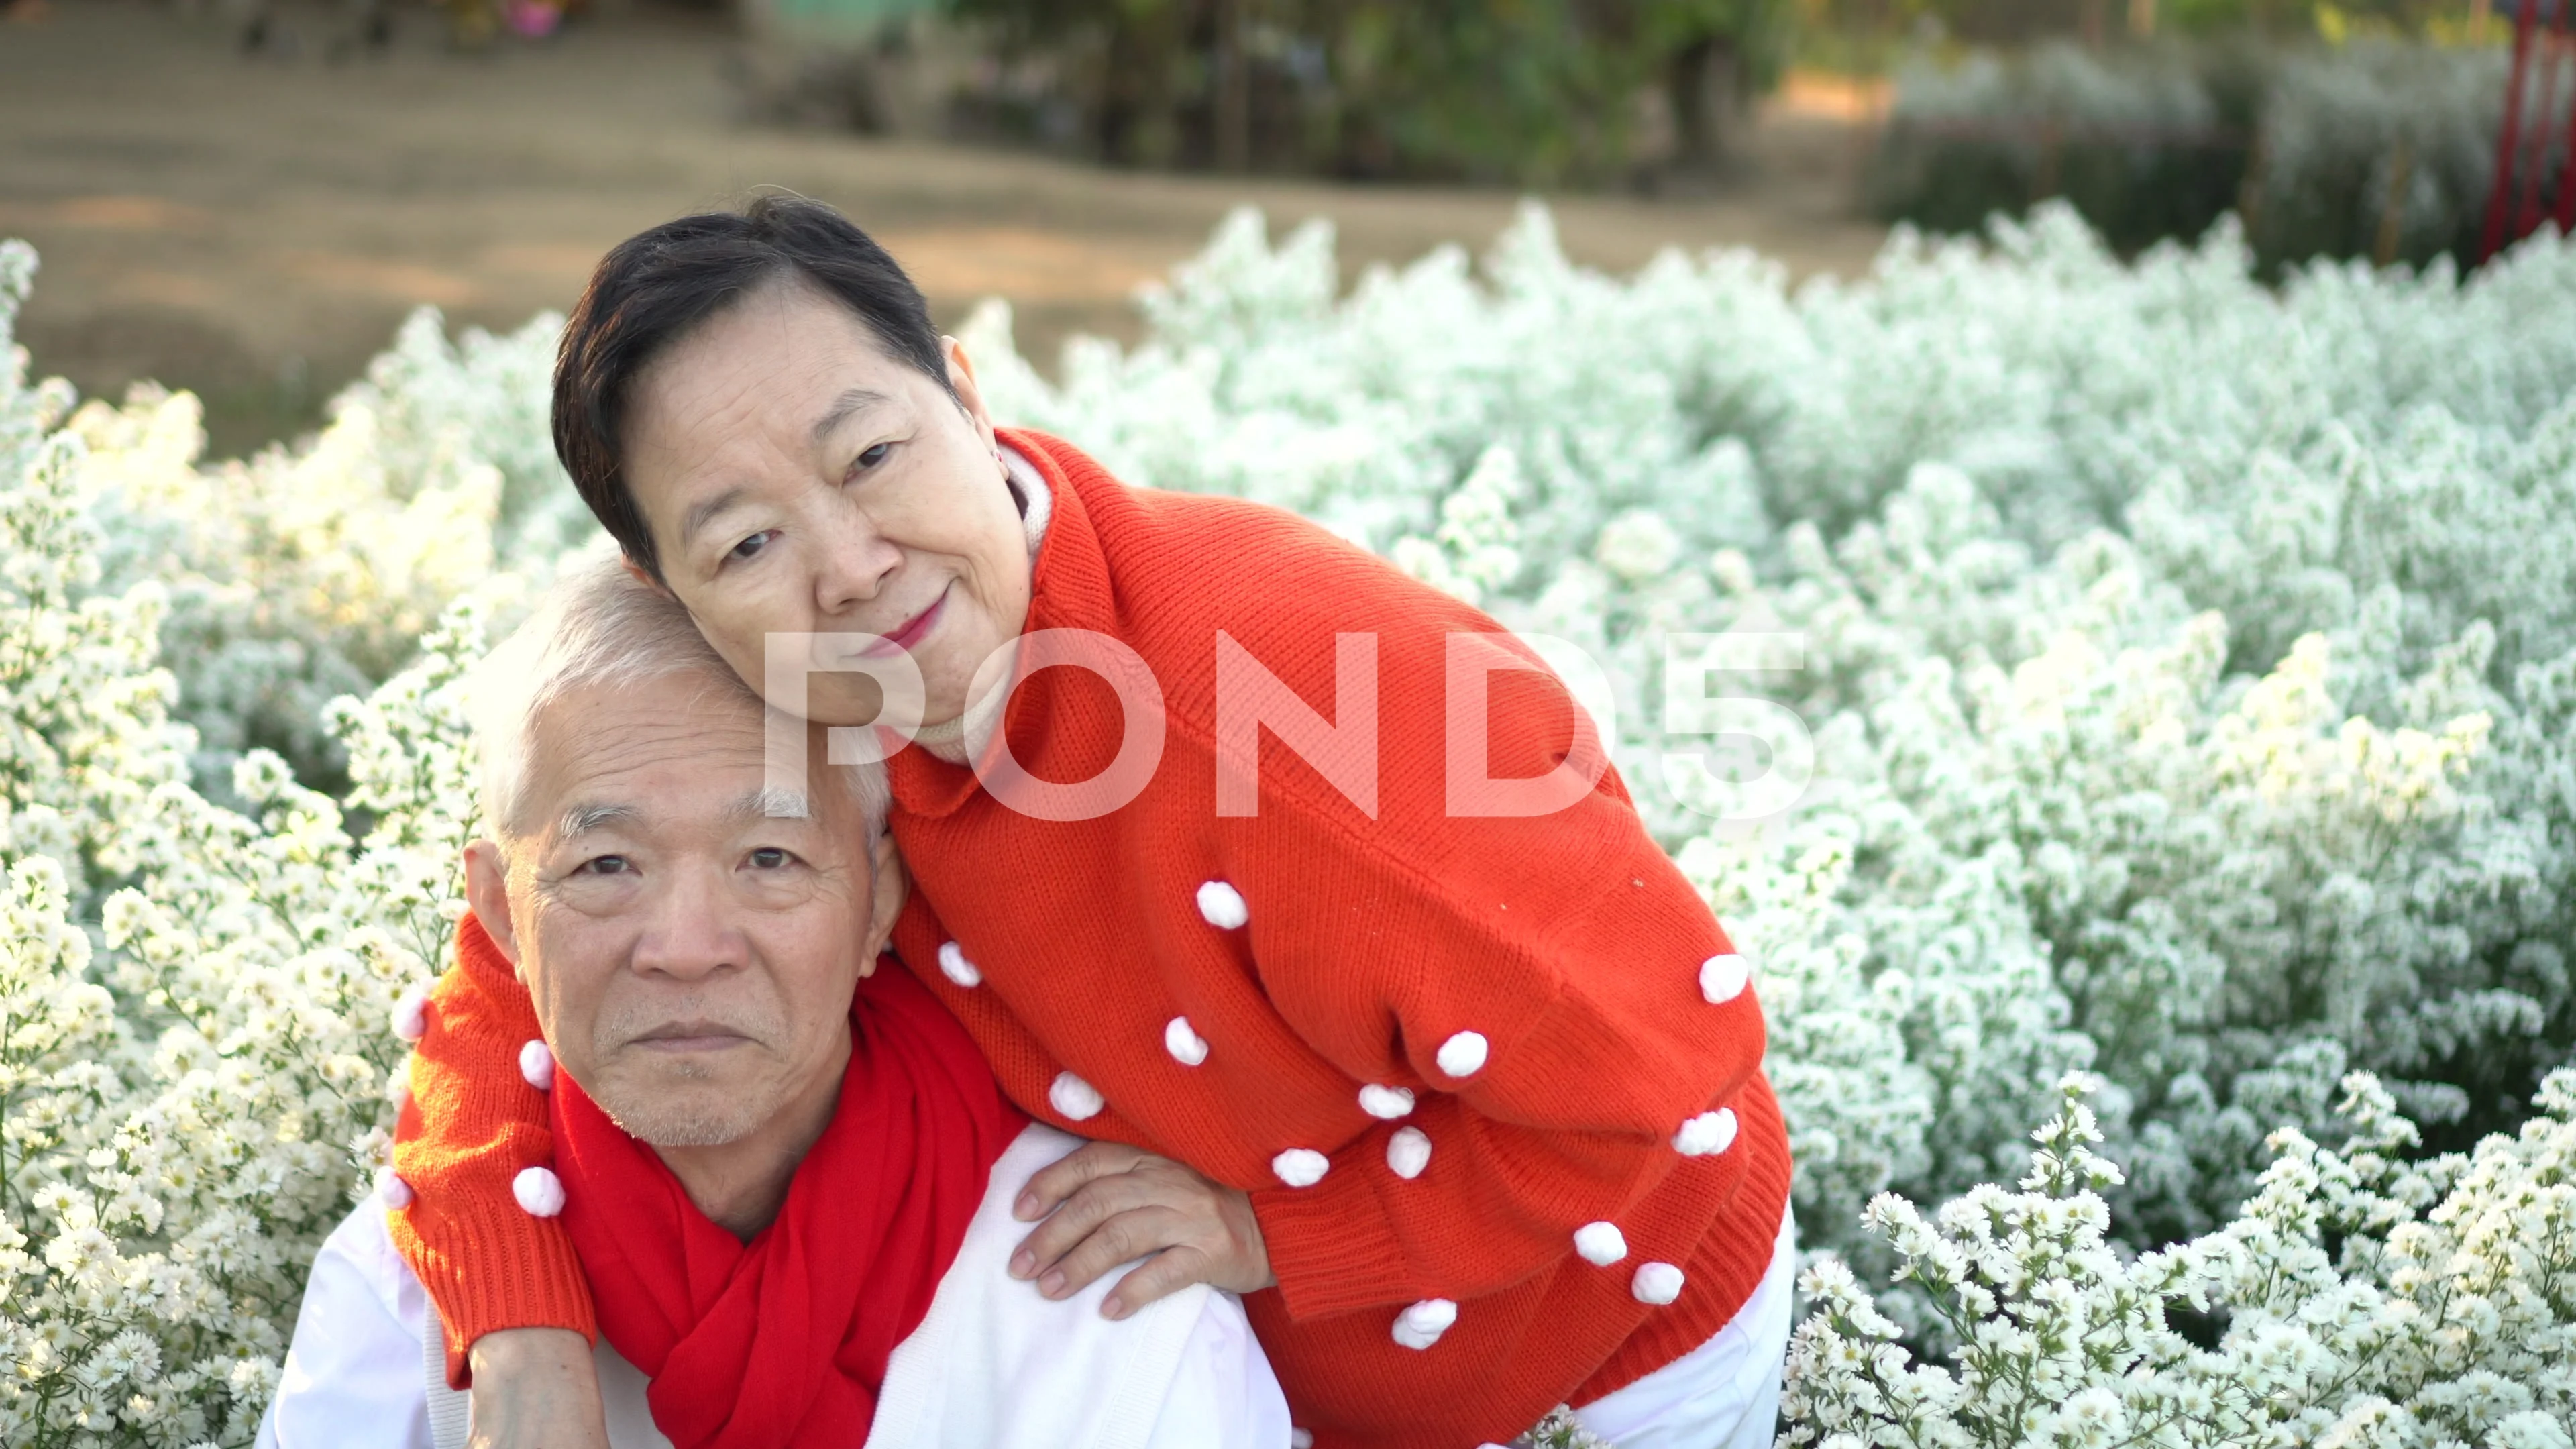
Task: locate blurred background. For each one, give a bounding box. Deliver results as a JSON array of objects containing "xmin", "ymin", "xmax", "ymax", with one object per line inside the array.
[{"xmin": 0, "ymin": 0, "xmax": 2558, "ymax": 458}]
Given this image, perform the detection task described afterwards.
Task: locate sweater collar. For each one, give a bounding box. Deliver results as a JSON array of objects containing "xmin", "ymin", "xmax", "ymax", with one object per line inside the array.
[{"xmin": 885, "ymin": 428, "xmax": 1120, "ymax": 821}]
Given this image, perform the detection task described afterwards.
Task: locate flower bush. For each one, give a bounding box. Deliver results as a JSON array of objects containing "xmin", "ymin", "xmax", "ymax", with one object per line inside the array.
[
  {"xmin": 1782, "ymin": 1068, "xmax": 2576, "ymax": 1449},
  {"xmin": 0, "ymin": 240, "xmax": 489, "ymax": 1445},
  {"xmin": 3, "ymin": 191, "xmax": 2575, "ymax": 1441},
  {"xmin": 68, "ymin": 303, "xmax": 588, "ymax": 804},
  {"xmin": 967, "ymin": 201, "xmax": 2576, "ymax": 1269},
  {"xmin": 1872, "ymin": 39, "xmax": 2524, "ymax": 272}
]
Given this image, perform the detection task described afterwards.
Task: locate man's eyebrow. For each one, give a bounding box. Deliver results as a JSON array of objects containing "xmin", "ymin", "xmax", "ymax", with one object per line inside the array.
[
  {"xmin": 557, "ymin": 802, "xmax": 643, "ymax": 838},
  {"xmin": 727, "ymin": 787, "xmax": 813, "ymax": 823},
  {"xmin": 678, "ymin": 485, "xmax": 749, "ymax": 551},
  {"xmin": 810, "ymin": 387, "xmax": 894, "ymax": 445}
]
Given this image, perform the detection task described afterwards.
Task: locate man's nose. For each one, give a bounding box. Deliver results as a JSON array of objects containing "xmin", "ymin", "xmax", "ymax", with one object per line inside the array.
[{"xmin": 627, "ymin": 864, "xmax": 744, "ymax": 982}]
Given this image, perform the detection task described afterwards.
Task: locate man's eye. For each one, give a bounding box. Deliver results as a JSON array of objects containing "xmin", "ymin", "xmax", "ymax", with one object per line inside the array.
[
  {"xmin": 847, "ymin": 442, "xmax": 892, "ymax": 478},
  {"xmin": 728, "ymin": 531, "xmax": 775, "ymax": 563},
  {"xmin": 748, "ymin": 847, "xmax": 792, "ymax": 870},
  {"xmin": 577, "ymin": 855, "xmax": 631, "ymax": 876}
]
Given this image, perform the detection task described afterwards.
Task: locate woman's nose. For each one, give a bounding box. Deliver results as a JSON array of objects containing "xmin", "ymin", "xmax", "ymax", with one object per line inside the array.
[{"xmin": 812, "ymin": 512, "xmax": 902, "ymax": 618}]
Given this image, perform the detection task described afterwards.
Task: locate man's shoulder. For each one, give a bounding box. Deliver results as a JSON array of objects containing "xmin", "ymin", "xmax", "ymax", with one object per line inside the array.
[
  {"xmin": 321, "ymin": 1197, "xmax": 427, "ymax": 1326},
  {"xmin": 259, "ymin": 1199, "xmax": 435, "ymax": 1449},
  {"xmin": 870, "ymin": 1124, "xmax": 1287, "ymax": 1449}
]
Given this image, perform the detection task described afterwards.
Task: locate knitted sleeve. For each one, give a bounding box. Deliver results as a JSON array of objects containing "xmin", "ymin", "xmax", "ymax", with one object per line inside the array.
[
  {"xmin": 1232, "ymin": 645, "xmax": 1770, "ymax": 1324},
  {"xmin": 387, "ymin": 918, "xmax": 597, "ymax": 1387}
]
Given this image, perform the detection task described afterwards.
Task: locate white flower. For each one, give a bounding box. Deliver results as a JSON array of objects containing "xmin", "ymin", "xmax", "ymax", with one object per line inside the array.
[
  {"xmin": 1593, "ymin": 509, "xmax": 1682, "ymax": 586},
  {"xmin": 7, "ymin": 180, "xmax": 2576, "ymax": 1446}
]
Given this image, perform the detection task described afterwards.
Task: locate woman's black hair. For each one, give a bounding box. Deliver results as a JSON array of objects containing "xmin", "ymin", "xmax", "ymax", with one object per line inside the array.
[{"xmin": 552, "ymin": 194, "xmax": 953, "ymax": 580}]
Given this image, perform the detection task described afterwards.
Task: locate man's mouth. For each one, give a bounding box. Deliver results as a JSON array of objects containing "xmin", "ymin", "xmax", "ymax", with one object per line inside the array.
[
  {"xmin": 857, "ymin": 584, "xmax": 950, "ymax": 659},
  {"xmin": 630, "ymin": 1021, "xmax": 751, "ymax": 1053}
]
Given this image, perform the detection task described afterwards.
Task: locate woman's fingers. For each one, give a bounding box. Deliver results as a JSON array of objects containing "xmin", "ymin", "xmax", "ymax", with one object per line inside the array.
[
  {"xmin": 1102, "ymin": 1242, "xmax": 1212, "ymax": 1320},
  {"xmin": 1013, "ymin": 1140, "xmax": 1149, "ymax": 1223},
  {"xmin": 1010, "ymin": 1159, "xmax": 1163, "ymax": 1278},
  {"xmin": 1006, "ymin": 1149, "xmax": 1274, "ymax": 1309},
  {"xmin": 1036, "ymin": 1204, "xmax": 1191, "ymax": 1301}
]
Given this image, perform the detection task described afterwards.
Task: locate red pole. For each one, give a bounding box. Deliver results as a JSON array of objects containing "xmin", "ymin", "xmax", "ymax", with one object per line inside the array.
[
  {"xmin": 2485, "ymin": 0, "xmax": 2542, "ymax": 260},
  {"xmin": 2556, "ymin": 21, "xmax": 2576, "ymax": 232},
  {"xmin": 2520, "ymin": 3, "xmax": 2572, "ymax": 237}
]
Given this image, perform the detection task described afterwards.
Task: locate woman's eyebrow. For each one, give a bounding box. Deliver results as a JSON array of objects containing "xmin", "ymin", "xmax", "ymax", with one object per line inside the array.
[
  {"xmin": 810, "ymin": 386, "xmax": 894, "ymax": 445},
  {"xmin": 679, "ymin": 486, "xmax": 749, "ymax": 550}
]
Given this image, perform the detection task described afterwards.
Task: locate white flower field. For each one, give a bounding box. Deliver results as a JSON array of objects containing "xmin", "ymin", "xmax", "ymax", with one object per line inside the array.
[{"xmin": 3, "ymin": 203, "xmax": 2575, "ymax": 1445}]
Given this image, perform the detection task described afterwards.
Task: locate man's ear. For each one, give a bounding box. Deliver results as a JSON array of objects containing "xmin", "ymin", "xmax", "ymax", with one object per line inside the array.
[
  {"xmin": 462, "ymin": 839, "xmax": 525, "ymax": 975},
  {"xmin": 857, "ymin": 829, "xmax": 909, "ymax": 977}
]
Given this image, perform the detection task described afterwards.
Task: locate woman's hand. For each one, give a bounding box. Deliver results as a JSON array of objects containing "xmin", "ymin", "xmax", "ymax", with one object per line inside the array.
[
  {"xmin": 1008, "ymin": 1142, "xmax": 1275, "ymax": 1320},
  {"xmin": 466, "ymin": 1328, "xmax": 610, "ymax": 1449}
]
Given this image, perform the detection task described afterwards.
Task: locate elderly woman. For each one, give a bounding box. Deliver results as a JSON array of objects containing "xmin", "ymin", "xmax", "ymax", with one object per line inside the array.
[{"xmin": 395, "ymin": 196, "xmax": 1794, "ymax": 1449}]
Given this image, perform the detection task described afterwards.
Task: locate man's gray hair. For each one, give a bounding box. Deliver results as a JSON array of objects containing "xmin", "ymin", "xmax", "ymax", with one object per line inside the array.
[{"xmin": 471, "ymin": 557, "xmax": 889, "ymax": 843}]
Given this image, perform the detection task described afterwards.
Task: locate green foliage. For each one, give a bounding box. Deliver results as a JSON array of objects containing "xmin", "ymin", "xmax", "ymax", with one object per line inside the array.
[
  {"xmin": 950, "ymin": 0, "xmax": 1796, "ymax": 181},
  {"xmin": 1872, "ymin": 37, "xmax": 2520, "ymax": 271}
]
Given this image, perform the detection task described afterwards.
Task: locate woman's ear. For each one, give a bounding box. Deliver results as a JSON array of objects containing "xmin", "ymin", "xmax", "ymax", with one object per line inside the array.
[
  {"xmin": 619, "ymin": 554, "xmax": 674, "ymax": 599},
  {"xmin": 942, "ymin": 336, "xmax": 1000, "ymax": 455},
  {"xmin": 462, "ymin": 839, "xmax": 525, "ymax": 974},
  {"xmin": 857, "ymin": 828, "xmax": 910, "ymax": 977}
]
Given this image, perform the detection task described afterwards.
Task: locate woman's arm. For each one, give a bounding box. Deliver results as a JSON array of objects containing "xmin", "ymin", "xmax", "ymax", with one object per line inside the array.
[
  {"xmin": 1227, "ymin": 657, "xmax": 1782, "ymax": 1322},
  {"xmin": 387, "ymin": 917, "xmax": 598, "ymax": 1387}
]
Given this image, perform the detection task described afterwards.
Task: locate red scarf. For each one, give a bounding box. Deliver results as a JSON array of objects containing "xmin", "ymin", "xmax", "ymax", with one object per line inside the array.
[{"xmin": 547, "ymin": 960, "xmax": 1026, "ymax": 1448}]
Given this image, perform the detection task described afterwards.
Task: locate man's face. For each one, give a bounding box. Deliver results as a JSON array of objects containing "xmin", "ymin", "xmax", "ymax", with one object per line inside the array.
[{"xmin": 470, "ymin": 670, "xmax": 881, "ymax": 1148}]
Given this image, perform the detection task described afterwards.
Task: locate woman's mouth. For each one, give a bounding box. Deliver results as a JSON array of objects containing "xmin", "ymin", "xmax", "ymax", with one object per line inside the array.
[{"xmin": 860, "ymin": 585, "xmax": 949, "ymax": 659}]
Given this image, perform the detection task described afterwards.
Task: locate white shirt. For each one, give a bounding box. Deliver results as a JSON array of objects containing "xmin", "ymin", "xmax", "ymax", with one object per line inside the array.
[
  {"xmin": 259, "ymin": 1124, "xmax": 1291, "ymax": 1449},
  {"xmin": 1568, "ymin": 1202, "xmax": 1798, "ymax": 1449}
]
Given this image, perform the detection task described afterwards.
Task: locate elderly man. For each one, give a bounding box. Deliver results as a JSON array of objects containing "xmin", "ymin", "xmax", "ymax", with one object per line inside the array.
[{"xmin": 259, "ymin": 560, "xmax": 1291, "ymax": 1449}]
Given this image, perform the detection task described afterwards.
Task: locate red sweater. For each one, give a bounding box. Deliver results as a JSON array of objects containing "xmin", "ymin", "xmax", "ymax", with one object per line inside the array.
[{"xmin": 391, "ymin": 429, "xmax": 1792, "ymax": 1449}]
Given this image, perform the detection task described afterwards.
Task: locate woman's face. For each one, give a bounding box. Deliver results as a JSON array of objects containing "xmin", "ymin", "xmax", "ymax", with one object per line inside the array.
[{"xmin": 621, "ymin": 278, "xmax": 1030, "ymax": 729}]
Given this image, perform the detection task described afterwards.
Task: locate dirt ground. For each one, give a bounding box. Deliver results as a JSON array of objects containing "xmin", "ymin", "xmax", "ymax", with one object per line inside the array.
[{"xmin": 0, "ymin": 1, "xmax": 1890, "ymax": 458}]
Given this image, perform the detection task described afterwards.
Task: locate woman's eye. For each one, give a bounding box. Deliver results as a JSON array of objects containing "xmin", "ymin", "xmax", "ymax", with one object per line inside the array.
[
  {"xmin": 728, "ymin": 531, "xmax": 775, "ymax": 563},
  {"xmin": 748, "ymin": 847, "xmax": 792, "ymax": 870}
]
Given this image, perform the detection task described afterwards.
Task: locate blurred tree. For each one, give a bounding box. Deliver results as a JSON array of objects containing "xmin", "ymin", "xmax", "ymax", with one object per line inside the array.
[
  {"xmin": 1629, "ymin": 0, "xmax": 1799, "ymax": 168},
  {"xmin": 949, "ymin": 0, "xmax": 1797, "ymax": 180},
  {"xmin": 953, "ymin": 0, "xmax": 1203, "ymax": 166},
  {"xmin": 1318, "ymin": 0, "xmax": 1637, "ymax": 180}
]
